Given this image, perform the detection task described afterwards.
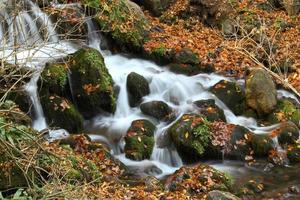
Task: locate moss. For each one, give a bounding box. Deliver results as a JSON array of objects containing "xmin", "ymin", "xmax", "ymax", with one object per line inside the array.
[
  {"xmin": 70, "ymin": 48, "xmax": 116, "ymax": 117},
  {"xmin": 40, "ymin": 95, "xmax": 84, "ymax": 133},
  {"xmin": 65, "ymin": 168, "xmax": 84, "ymax": 182},
  {"xmin": 251, "ymin": 134, "xmax": 274, "ymax": 157}
]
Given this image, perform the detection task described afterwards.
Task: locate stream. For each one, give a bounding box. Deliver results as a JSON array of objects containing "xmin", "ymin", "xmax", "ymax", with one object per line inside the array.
[{"xmin": 1, "ymin": 0, "xmax": 300, "ymax": 198}]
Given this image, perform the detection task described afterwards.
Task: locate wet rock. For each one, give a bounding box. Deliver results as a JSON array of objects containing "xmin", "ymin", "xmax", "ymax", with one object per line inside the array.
[
  {"xmin": 173, "ymin": 48, "xmax": 200, "ymax": 65},
  {"xmin": 210, "ymin": 80, "xmax": 245, "ymax": 115},
  {"xmin": 140, "ymin": 101, "xmax": 173, "ymax": 121},
  {"xmin": 168, "ymin": 114, "xmax": 212, "ymax": 162},
  {"xmin": 267, "ymin": 98, "xmax": 300, "ymax": 128},
  {"xmin": 165, "ymin": 164, "xmax": 233, "ymax": 196},
  {"xmin": 194, "ymin": 99, "xmax": 226, "ymax": 122},
  {"xmin": 134, "ymin": 0, "xmax": 175, "ymax": 16},
  {"xmin": 277, "ymin": 121, "xmax": 299, "ymax": 146},
  {"xmin": 228, "ymin": 125, "xmax": 253, "ymax": 161},
  {"xmin": 251, "ymin": 134, "xmax": 274, "ymax": 157},
  {"xmin": 124, "ymin": 119, "xmax": 156, "ymax": 161},
  {"xmin": 127, "ymin": 72, "xmax": 150, "ymax": 107},
  {"xmin": 206, "ymin": 190, "xmax": 240, "ymax": 200},
  {"xmin": 40, "ymin": 95, "xmax": 84, "ymax": 133},
  {"xmin": 169, "ymin": 63, "xmax": 215, "ymax": 76},
  {"xmin": 287, "ymin": 145, "xmax": 300, "ymax": 164},
  {"xmin": 70, "ymin": 48, "xmax": 116, "ymax": 118},
  {"xmin": 40, "ymin": 62, "xmax": 70, "ymax": 97},
  {"xmin": 245, "ymin": 68, "xmax": 277, "ymax": 116}
]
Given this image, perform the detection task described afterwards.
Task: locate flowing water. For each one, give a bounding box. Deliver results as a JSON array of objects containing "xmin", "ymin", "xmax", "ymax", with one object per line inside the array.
[{"xmin": 1, "ymin": 0, "xmax": 300, "ymax": 187}]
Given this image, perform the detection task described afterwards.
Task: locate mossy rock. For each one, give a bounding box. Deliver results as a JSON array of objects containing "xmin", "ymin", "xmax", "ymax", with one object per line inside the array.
[
  {"xmin": 228, "ymin": 125, "xmax": 253, "ymax": 161},
  {"xmin": 277, "ymin": 121, "xmax": 299, "ymax": 146},
  {"xmin": 6, "ymin": 91, "xmax": 32, "ymax": 115},
  {"xmin": 70, "ymin": 48, "xmax": 116, "ymax": 117},
  {"xmin": 267, "ymin": 98, "xmax": 300, "ymax": 128},
  {"xmin": 206, "ymin": 190, "xmax": 241, "ymax": 200},
  {"xmin": 245, "ymin": 68, "xmax": 277, "ymax": 116},
  {"xmin": 193, "ymin": 99, "xmax": 226, "ymax": 122},
  {"xmin": 124, "ymin": 119, "xmax": 156, "ymax": 161},
  {"xmin": 168, "ymin": 114, "xmax": 212, "ymax": 162},
  {"xmin": 40, "ymin": 62, "xmax": 69, "ymax": 97},
  {"xmin": 140, "ymin": 101, "xmax": 173, "ymax": 121},
  {"xmin": 127, "ymin": 72, "xmax": 150, "ymax": 107},
  {"xmin": 136, "ymin": 0, "xmax": 175, "ymax": 16},
  {"xmin": 40, "ymin": 95, "xmax": 84, "ymax": 133},
  {"xmin": 251, "ymin": 134, "xmax": 274, "ymax": 157},
  {"xmin": 173, "ymin": 48, "xmax": 200, "ymax": 65},
  {"xmin": 210, "ymin": 80, "xmax": 246, "ymax": 115},
  {"xmin": 169, "ymin": 63, "xmax": 215, "ymax": 76},
  {"xmin": 287, "ymin": 145, "xmax": 300, "ymax": 164}
]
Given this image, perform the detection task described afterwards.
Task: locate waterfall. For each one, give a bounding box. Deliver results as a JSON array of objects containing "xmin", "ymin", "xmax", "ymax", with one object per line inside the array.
[{"xmin": 1, "ymin": 0, "xmax": 299, "ymax": 178}]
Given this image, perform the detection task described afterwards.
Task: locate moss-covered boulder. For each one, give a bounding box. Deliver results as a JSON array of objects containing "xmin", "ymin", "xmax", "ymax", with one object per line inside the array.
[
  {"xmin": 40, "ymin": 95, "xmax": 83, "ymax": 133},
  {"xmin": 210, "ymin": 80, "xmax": 246, "ymax": 115},
  {"xmin": 168, "ymin": 114, "xmax": 212, "ymax": 162},
  {"xmin": 245, "ymin": 68, "xmax": 277, "ymax": 116},
  {"xmin": 69, "ymin": 48, "xmax": 116, "ymax": 117},
  {"xmin": 251, "ymin": 134, "xmax": 274, "ymax": 157},
  {"xmin": 95, "ymin": 0, "xmax": 149, "ymax": 52},
  {"xmin": 165, "ymin": 164, "xmax": 233, "ymax": 196},
  {"xmin": 193, "ymin": 99, "xmax": 226, "ymax": 122},
  {"xmin": 169, "ymin": 63, "xmax": 215, "ymax": 76},
  {"xmin": 206, "ymin": 190, "xmax": 241, "ymax": 200},
  {"xmin": 276, "ymin": 121, "xmax": 299, "ymax": 146},
  {"xmin": 173, "ymin": 48, "xmax": 200, "ymax": 65},
  {"xmin": 140, "ymin": 101, "xmax": 173, "ymax": 121},
  {"xmin": 267, "ymin": 98, "xmax": 300, "ymax": 128},
  {"xmin": 124, "ymin": 119, "xmax": 156, "ymax": 161},
  {"xmin": 40, "ymin": 62, "xmax": 70, "ymax": 97},
  {"xmin": 228, "ymin": 125, "xmax": 253, "ymax": 161},
  {"xmin": 127, "ymin": 72, "xmax": 150, "ymax": 107}
]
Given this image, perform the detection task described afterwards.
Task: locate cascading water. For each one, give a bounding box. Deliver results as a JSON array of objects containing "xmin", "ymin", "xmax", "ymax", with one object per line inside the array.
[{"xmin": 1, "ymin": 0, "xmax": 299, "ymax": 178}]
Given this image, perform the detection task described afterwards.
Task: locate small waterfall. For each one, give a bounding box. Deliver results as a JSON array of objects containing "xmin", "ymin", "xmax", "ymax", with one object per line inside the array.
[{"xmin": 86, "ymin": 18, "xmax": 101, "ymax": 52}]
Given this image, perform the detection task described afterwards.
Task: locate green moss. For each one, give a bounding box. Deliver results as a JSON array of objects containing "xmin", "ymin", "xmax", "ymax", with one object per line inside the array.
[
  {"xmin": 65, "ymin": 168, "xmax": 83, "ymax": 182},
  {"xmin": 70, "ymin": 48, "xmax": 116, "ymax": 117},
  {"xmin": 42, "ymin": 63, "xmax": 68, "ymax": 89}
]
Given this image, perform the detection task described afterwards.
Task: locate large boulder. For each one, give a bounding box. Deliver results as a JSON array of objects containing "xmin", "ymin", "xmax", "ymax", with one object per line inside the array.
[
  {"xmin": 124, "ymin": 119, "xmax": 156, "ymax": 161},
  {"xmin": 127, "ymin": 72, "xmax": 150, "ymax": 107},
  {"xmin": 210, "ymin": 80, "xmax": 245, "ymax": 115},
  {"xmin": 69, "ymin": 48, "xmax": 116, "ymax": 117},
  {"xmin": 193, "ymin": 99, "xmax": 226, "ymax": 122},
  {"xmin": 134, "ymin": 0, "xmax": 174, "ymax": 16},
  {"xmin": 276, "ymin": 121, "xmax": 299, "ymax": 146},
  {"xmin": 245, "ymin": 68, "xmax": 277, "ymax": 116},
  {"xmin": 140, "ymin": 101, "xmax": 173, "ymax": 121},
  {"xmin": 40, "ymin": 95, "xmax": 84, "ymax": 133},
  {"xmin": 168, "ymin": 114, "xmax": 212, "ymax": 162},
  {"xmin": 251, "ymin": 134, "xmax": 275, "ymax": 157},
  {"xmin": 287, "ymin": 145, "xmax": 300, "ymax": 164}
]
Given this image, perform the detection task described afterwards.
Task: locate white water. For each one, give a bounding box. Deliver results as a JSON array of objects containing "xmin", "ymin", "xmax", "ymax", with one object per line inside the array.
[{"xmin": 1, "ymin": 0, "xmax": 299, "ymax": 178}]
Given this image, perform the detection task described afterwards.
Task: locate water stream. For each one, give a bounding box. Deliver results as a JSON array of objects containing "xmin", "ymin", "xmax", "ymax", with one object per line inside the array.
[{"xmin": 1, "ymin": 0, "xmax": 300, "ymax": 182}]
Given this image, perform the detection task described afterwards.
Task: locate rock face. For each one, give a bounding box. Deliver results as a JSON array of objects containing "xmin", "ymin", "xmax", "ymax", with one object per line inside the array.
[
  {"xmin": 40, "ymin": 95, "xmax": 84, "ymax": 133},
  {"xmin": 168, "ymin": 114, "xmax": 212, "ymax": 161},
  {"xmin": 127, "ymin": 72, "xmax": 150, "ymax": 107},
  {"xmin": 194, "ymin": 99, "xmax": 226, "ymax": 122},
  {"xmin": 134, "ymin": 0, "xmax": 174, "ymax": 16},
  {"xmin": 140, "ymin": 101, "xmax": 172, "ymax": 121},
  {"xmin": 70, "ymin": 48, "xmax": 116, "ymax": 117},
  {"xmin": 245, "ymin": 68, "xmax": 277, "ymax": 115},
  {"xmin": 210, "ymin": 80, "xmax": 245, "ymax": 115},
  {"xmin": 124, "ymin": 119, "xmax": 156, "ymax": 161},
  {"xmin": 206, "ymin": 190, "xmax": 241, "ymax": 200}
]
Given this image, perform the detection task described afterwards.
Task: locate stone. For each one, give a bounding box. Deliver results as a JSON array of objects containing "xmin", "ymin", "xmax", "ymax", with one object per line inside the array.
[
  {"xmin": 206, "ymin": 190, "xmax": 241, "ymax": 200},
  {"xmin": 127, "ymin": 72, "xmax": 150, "ymax": 107},
  {"xmin": 245, "ymin": 68, "xmax": 277, "ymax": 115},
  {"xmin": 140, "ymin": 101, "xmax": 173, "ymax": 121},
  {"xmin": 193, "ymin": 99, "xmax": 226, "ymax": 122}
]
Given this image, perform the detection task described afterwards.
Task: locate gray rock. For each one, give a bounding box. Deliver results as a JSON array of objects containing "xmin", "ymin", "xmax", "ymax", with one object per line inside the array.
[{"xmin": 206, "ymin": 190, "xmax": 240, "ymax": 200}]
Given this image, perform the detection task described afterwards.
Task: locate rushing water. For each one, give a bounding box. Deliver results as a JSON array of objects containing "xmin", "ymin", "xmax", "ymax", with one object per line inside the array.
[{"xmin": 0, "ymin": 0, "xmax": 299, "ymax": 180}]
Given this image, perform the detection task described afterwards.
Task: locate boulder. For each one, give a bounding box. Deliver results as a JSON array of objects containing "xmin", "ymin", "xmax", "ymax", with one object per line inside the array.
[
  {"xmin": 69, "ymin": 48, "xmax": 116, "ymax": 117},
  {"xmin": 127, "ymin": 72, "xmax": 150, "ymax": 107},
  {"xmin": 134, "ymin": 0, "xmax": 174, "ymax": 16},
  {"xmin": 268, "ymin": 98, "xmax": 300, "ymax": 128},
  {"xmin": 168, "ymin": 114, "xmax": 212, "ymax": 162},
  {"xmin": 277, "ymin": 121, "xmax": 299, "ymax": 146},
  {"xmin": 169, "ymin": 63, "xmax": 215, "ymax": 75},
  {"xmin": 40, "ymin": 95, "xmax": 84, "ymax": 133},
  {"xmin": 251, "ymin": 134, "xmax": 275, "ymax": 157},
  {"xmin": 287, "ymin": 145, "xmax": 300, "ymax": 164},
  {"xmin": 227, "ymin": 125, "xmax": 253, "ymax": 161},
  {"xmin": 173, "ymin": 48, "xmax": 200, "ymax": 65},
  {"xmin": 140, "ymin": 101, "xmax": 173, "ymax": 121},
  {"xmin": 206, "ymin": 190, "xmax": 241, "ymax": 200},
  {"xmin": 245, "ymin": 68, "xmax": 277, "ymax": 116},
  {"xmin": 124, "ymin": 119, "xmax": 156, "ymax": 161},
  {"xmin": 193, "ymin": 99, "xmax": 226, "ymax": 122},
  {"xmin": 165, "ymin": 164, "xmax": 233, "ymax": 196},
  {"xmin": 210, "ymin": 80, "xmax": 245, "ymax": 115}
]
